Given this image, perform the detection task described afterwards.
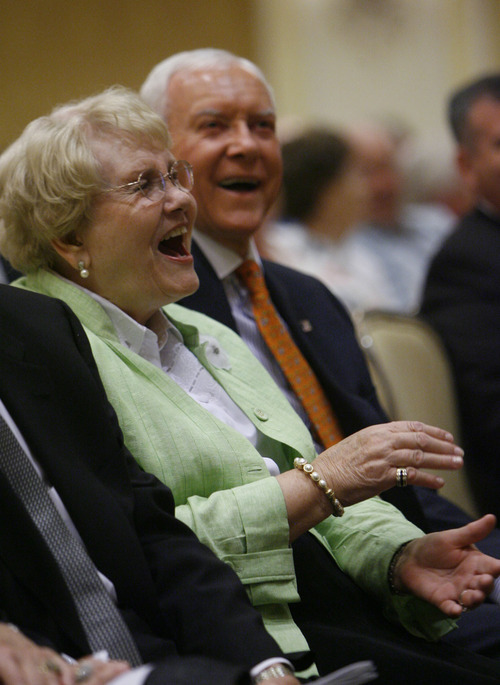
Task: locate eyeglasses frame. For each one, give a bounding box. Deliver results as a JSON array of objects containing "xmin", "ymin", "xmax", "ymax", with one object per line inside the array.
[{"xmin": 102, "ymin": 159, "xmax": 194, "ymax": 202}]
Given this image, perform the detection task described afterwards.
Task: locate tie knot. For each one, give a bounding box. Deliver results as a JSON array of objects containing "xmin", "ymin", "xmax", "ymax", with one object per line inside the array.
[{"xmin": 236, "ymin": 260, "xmax": 268, "ymax": 298}]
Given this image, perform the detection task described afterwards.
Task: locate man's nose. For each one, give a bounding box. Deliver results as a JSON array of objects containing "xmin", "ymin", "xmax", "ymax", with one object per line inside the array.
[{"xmin": 227, "ymin": 122, "xmax": 259, "ymax": 157}]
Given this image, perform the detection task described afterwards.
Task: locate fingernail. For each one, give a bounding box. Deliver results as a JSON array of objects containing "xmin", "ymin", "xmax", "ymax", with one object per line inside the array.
[
  {"xmin": 436, "ymin": 477, "xmax": 444, "ymax": 486},
  {"xmin": 453, "ymin": 455, "xmax": 464, "ymax": 465},
  {"xmin": 454, "ymin": 446, "xmax": 464, "ymax": 456}
]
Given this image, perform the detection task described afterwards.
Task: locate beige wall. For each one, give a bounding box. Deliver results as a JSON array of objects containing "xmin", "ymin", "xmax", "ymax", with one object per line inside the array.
[
  {"xmin": 0, "ymin": 0, "xmax": 257, "ymax": 149},
  {"xmin": 255, "ymin": 0, "xmax": 500, "ymax": 143},
  {"xmin": 2, "ymin": 0, "xmax": 500, "ymax": 151}
]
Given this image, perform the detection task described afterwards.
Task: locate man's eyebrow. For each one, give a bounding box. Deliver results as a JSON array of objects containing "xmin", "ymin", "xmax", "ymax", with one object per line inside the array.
[
  {"xmin": 192, "ymin": 108, "xmax": 276, "ymax": 118},
  {"xmin": 254, "ymin": 109, "xmax": 276, "ymax": 117},
  {"xmin": 192, "ymin": 108, "xmax": 224, "ymax": 118}
]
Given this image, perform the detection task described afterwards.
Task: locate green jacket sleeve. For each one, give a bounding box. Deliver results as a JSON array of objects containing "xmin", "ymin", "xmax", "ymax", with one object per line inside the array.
[
  {"xmin": 314, "ymin": 496, "xmax": 456, "ymax": 640},
  {"xmin": 175, "ymin": 477, "xmax": 300, "ymax": 607}
]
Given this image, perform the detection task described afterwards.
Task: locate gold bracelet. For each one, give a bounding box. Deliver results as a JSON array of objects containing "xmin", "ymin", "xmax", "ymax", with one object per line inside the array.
[{"xmin": 293, "ymin": 457, "xmax": 344, "ymax": 517}]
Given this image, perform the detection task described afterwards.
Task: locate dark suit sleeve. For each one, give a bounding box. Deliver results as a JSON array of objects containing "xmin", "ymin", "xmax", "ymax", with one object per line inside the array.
[{"xmin": 145, "ymin": 656, "xmax": 251, "ymax": 685}]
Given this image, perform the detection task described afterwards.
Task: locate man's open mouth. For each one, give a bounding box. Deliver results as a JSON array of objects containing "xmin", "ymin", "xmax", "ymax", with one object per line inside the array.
[
  {"xmin": 219, "ymin": 178, "xmax": 260, "ymax": 192},
  {"xmin": 158, "ymin": 227, "xmax": 189, "ymax": 257}
]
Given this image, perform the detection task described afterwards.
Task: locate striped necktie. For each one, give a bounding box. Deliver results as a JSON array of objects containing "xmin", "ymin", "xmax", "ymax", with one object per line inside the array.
[
  {"xmin": 236, "ymin": 260, "xmax": 342, "ymax": 448},
  {"xmin": 0, "ymin": 413, "xmax": 142, "ymax": 665}
]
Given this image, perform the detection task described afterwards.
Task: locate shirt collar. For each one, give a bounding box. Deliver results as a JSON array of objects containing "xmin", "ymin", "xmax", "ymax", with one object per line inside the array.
[
  {"xmin": 56, "ymin": 273, "xmax": 182, "ymax": 360},
  {"xmin": 193, "ymin": 229, "xmax": 262, "ymax": 279},
  {"xmin": 94, "ymin": 295, "xmax": 188, "ymax": 369}
]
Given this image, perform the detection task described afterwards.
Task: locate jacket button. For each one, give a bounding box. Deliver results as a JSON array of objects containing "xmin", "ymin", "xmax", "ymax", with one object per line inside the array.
[{"xmin": 253, "ymin": 407, "xmax": 269, "ymax": 421}]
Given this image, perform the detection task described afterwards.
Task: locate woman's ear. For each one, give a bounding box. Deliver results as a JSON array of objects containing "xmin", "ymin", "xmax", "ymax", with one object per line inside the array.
[
  {"xmin": 51, "ymin": 235, "xmax": 88, "ymax": 272},
  {"xmin": 51, "ymin": 234, "xmax": 92, "ymax": 281}
]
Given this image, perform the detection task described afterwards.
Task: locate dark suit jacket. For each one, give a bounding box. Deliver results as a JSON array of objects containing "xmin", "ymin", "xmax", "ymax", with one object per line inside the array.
[
  {"xmin": 0, "ymin": 285, "xmax": 283, "ymax": 681},
  {"xmin": 421, "ymin": 206, "xmax": 500, "ymax": 521},
  {"xmin": 185, "ymin": 244, "xmax": 386, "ymax": 435}
]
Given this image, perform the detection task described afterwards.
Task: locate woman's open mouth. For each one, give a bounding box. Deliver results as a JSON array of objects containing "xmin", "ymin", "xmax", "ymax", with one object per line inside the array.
[{"xmin": 158, "ymin": 226, "xmax": 190, "ymax": 258}]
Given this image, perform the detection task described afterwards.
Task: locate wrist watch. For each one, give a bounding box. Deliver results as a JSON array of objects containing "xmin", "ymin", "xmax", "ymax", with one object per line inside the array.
[{"xmin": 254, "ymin": 663, "xmax": 295, "ymax": 682}]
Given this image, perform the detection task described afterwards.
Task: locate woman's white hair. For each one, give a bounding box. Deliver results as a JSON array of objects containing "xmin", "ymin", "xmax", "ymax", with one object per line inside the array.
[
  {"xmin": 0, "ymin": 85, "xmax": 170, "ymax": 273},
  {"xmin": 140, "ymin": 48, "xmax": 275, "ymax": 118}
]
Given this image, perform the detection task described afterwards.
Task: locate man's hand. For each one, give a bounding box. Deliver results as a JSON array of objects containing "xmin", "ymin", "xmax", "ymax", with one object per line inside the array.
[
  {"xmin": 394, "ymin": 514, "xmax": 500, "ymax": 616},
  {"xmin": 0, "ymin": 623, "xmax": 130, "ymax": 685},
  {"xmin": 0, "ymin": 624, "xmax": 75, "ymax": 685}
]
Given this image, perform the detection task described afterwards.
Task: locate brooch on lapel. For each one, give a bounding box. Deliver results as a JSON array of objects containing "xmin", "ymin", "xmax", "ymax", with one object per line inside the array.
[
  {"xmin": 300, "ymin": 319, "xmax": 313, "ymax": 333},
  {"xmin": 199, "ymin": 335, "xmax": 231, "ymax": 370}
]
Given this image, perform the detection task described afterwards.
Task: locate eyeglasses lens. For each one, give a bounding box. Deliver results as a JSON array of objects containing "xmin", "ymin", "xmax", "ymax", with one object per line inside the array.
[
  {"xmin": 138, "ymin": 162, "xmax": 193, "ymax": 201},
  {"xmin": 171, "ymin": 161, "xmax": 194, "ymax": 192},
  {"xmin": 137, "ymin": 171, "xmax": 166, "ymax": 202}
]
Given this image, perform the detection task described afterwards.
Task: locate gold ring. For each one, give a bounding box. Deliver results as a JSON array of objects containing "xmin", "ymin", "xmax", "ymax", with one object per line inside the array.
[
  {"xmin": 396, "ymin": 467, "xmax": 408, "ymax": 487},
  {"xmin": 39, "ymin": 659, "xmax": 62, "ymax": 676}
]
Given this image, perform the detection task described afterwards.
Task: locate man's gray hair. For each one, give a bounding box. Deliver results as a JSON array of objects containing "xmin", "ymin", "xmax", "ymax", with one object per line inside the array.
[{"xmin": 140, "ymin": 48, "xmax": 275, "ymax": 117}]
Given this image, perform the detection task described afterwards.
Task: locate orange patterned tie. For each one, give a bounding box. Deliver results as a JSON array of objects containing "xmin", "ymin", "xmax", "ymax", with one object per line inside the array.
[{"xmin": 236, "ymin": 260, "xmax": 343, "ymax": 448}]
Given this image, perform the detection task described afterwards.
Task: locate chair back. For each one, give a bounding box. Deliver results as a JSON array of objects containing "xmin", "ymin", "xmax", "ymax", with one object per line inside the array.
[{"xmin": 355, "ymin": 310, "xmax": 478, "ymax": 518}]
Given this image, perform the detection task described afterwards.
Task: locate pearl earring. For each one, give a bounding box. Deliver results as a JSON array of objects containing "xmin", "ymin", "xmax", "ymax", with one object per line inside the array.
[{"xmin": 78, "ymin": 260, "xmax": 89, "ymax": 279}]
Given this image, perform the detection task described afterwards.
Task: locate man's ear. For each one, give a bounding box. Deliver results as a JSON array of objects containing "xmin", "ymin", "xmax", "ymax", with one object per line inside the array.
[{"xmin": 456, "ymin": 145, "xmax": 475, "ymax": 187}]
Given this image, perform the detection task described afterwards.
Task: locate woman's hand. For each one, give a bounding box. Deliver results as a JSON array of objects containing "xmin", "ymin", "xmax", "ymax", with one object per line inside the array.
[
  {"xmin": 277, "ymin": 421, "xmax": 463, "ymax": 541},
  {"xmin": 393, "ymin": 514, "xmax": 500, "ymax": 617},
  {"xmin": 312, "ymin": 421, "xmax": 463, "ymax": 507}
]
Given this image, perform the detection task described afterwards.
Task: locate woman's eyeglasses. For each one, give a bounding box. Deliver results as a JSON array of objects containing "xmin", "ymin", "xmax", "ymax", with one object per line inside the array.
[{"xmin": 103, "ymin": 160, "xmax": 194, "ymax": 202}]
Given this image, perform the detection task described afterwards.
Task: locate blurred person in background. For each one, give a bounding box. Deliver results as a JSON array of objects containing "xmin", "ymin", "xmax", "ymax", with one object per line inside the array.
[
  {"xmin": 336, "ymin": 122, "xmax": 458, "ymax": 313},
  {"xmin": 421, "ymin": 73, "xmax": 500, "ymax": 523},
  {"xmin": 400, "ymin": 135, "xmax": 473, "ymax": 219},
  {"xmin": 260, "ymin": 127, "xmax": 374, "ymax": 311}
]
